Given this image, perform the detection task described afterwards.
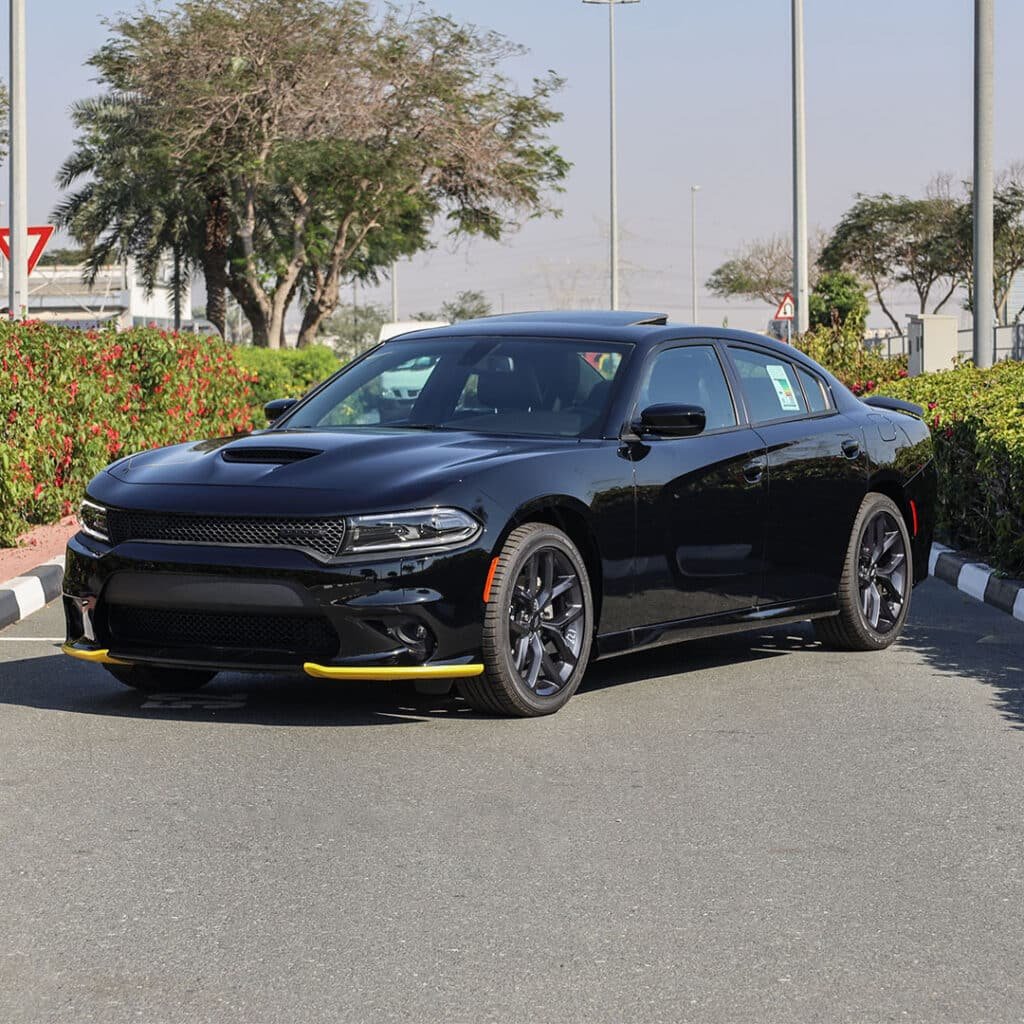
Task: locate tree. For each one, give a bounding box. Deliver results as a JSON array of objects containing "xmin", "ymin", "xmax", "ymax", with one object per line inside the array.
[
  {"xmin": 946, "ymin": 173, "xmax": 1024, "ymax": 324},
  {"xmin": 0, "ymin": 82, "xmax": 8, "ymax": 167},
  {"xmin": 415, "ymin": 289, "xmax": 492, "ymax": 323},
  {"xmin": 85, "ymin": 0, "xmax": 569, "ymax": 347},
  {"xmin": 52, "ymin": 93, "xmax": 200, "ymax": 330},
  {"xmin": 820, "ymin": 192, "xmax": 961, "ymax": 335},
  {"xmin": 808, "ymin": 270, "xmax": 869, "ymax": 332},
  {"xmin": 705, "ymin": 233, "xmax": 823, "ymax": 307},
  {"xmin": 318, "ymin": 301, "xmax": 387, "ymax": 362},
  {"xmin": 705, "ymin": 235, "xmax": 791, "ymax": 306}
]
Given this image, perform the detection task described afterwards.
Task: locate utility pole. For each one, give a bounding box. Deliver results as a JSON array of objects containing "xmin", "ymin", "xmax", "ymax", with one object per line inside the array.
[
  {"xmin": 791, "ymin": 0, "xmax": 809, "ymax": 335},
  {"xmin": 583, "ymin": 0, "xmax": 639, "ymax": 311},
  {"xmin": 973, "ymin": 0, "xmax": 995, "ymax": 368},
  {"xmin": 8, "ymin": 0, "xmax": 28, "ymax": 318},
  {"xmin": 690, "ymin": 185, "xmax": 700, "ymax": 322},
  {"xmin": 390, "ymin": 261, "xmax": 399, "ymax": 321}
]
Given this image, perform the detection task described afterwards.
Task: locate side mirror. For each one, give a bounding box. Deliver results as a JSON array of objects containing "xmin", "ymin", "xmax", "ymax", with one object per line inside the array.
[
  {"xmin": 636, "ymin": 403, "xmax": 706, "ymax": 438},
  {"xmin": 264, "ymin": 398, "xmax": 298, "ymax": 424}
]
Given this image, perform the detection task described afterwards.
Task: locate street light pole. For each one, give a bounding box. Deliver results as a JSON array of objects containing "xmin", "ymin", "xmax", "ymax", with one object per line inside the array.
[
  {"xmin": 390, "ymin": 261, "xmax": 399, "ymax": 321},
  {"xmin": 690, "ymin": 185, "xmax": 700, "ymax": 322},
  {"xmin": 973, "ymin": 0, "xmax": 995, "ymax": 368},
  {"xmin": 583, "ymin": 0, "xmax": 639, "ymax": 311},
  {"xmin": 791, "ymin": 0, "xmax": 809, "ymax": 335},
  {"xmin": 8, "ymin": 0, "xmax": 28, "ymax": 318}
]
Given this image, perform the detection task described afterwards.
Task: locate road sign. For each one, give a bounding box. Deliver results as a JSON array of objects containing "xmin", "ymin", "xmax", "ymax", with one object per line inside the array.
[
  {"xmin": 0, "ymin": 225, "xmax": 55, "ymax": 275},
  {"xmin": 774, "ymin": 292, "xmax": 795, "ymax": 321}
]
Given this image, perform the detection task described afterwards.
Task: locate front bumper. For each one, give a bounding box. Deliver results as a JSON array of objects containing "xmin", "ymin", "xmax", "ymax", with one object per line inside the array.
[{"xmin": 62, "ymin": 531, "xmax": 492, "ymax": 677}]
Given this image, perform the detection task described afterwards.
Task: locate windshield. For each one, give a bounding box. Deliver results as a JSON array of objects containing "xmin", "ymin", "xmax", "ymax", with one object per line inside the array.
[{"xmin": 282, "ymin": 335, "xmax": 632, "ymax": 439}]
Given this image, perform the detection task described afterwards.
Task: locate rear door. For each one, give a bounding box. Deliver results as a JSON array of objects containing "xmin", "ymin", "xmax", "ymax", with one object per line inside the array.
[
  {"xmin": 724, "ymin": 345, "xmax": 867, "ymax": 604},
  {"xmin": 628, "ymin": 342, "xmax": 768, "ymax": 628}
]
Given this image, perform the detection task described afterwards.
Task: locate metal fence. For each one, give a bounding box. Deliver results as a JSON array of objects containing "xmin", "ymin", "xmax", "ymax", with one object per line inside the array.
[{"xmin": 867, "ymin": 325, "xmax": 1024, "ymax": 362}]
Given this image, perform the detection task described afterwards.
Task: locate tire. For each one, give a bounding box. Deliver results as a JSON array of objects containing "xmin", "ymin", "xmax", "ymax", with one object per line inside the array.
[
  {"xmin": 458, "ymin": 523, "xmax": 594, "ymax": 717},
  {"xmin": 104, "ymin": 664, "xmax": 217, "ymax": 694},
  {"xmin": 815, "ymin": 492, "xmax": 913, "ymax": 651}
]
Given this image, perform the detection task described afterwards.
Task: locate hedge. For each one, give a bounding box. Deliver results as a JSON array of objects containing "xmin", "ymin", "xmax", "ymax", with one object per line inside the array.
[
  {"xmin": 233, "ymin": 345, "xmax": 340, "ymax": 409},
  {"xmin": 874, "ymin": 361, "xmax": 1024, "ymax": 576},
  {"xmin": 0, "ymin": 322, "xmax": 340, "ymax": 547}
]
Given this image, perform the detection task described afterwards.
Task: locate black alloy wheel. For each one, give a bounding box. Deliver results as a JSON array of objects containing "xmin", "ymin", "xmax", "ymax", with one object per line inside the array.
[
  {"xmin": 856, "ymin": 508, "xmax": 908, "ymax": 633},
  {"xmin": 815, "ymin": 492, "xmax": 913, "ymax": 651},
  {"xmin": 459, "ymin": 523, "xmax": 594, "ymax": 717}
]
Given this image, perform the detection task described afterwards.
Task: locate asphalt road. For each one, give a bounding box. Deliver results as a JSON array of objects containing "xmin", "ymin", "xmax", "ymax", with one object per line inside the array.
[{"xmin": 2, "ymin": 579, "xmax": 1024, "ymax": 1024}]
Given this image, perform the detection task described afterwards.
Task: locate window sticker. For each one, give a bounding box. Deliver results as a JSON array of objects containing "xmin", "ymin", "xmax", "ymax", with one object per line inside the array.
[{"xmin": 765, "ymin": 363, "xmax": 800, "ymax": 411}]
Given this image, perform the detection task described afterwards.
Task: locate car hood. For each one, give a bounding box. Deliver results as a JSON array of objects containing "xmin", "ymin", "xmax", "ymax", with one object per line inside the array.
[{"xmin": 103, "ymin": 428, "xmax": 576, "ymax": 515}]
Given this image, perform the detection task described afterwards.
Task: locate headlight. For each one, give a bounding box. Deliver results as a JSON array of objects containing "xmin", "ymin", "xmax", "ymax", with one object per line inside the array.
[
  {"xmin": 79, "ymin": 499, "xmax": 110, "ymax": 543},
  {"xmin": 340, "ymin": 508, "xmax": 481, "ymax": 555}
]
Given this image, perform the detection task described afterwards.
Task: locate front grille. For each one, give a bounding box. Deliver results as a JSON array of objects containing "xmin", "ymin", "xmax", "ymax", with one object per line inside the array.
[
  {"xmin": 106, "ymin": 509, "xmax": 346, "ymax": 560},
  {"xmin": 106, "ymin": 605, "xmax": 339, "ymax": 661}
]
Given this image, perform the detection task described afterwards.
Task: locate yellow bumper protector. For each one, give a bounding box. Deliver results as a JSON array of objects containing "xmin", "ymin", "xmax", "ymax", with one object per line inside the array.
[
  {"xmin": 61, "ymin": 644, "xmax": 132, "ymax": 666},
  {"xmin": 303, "ymin": 662, "xmax": 484, "ymax": 681}
]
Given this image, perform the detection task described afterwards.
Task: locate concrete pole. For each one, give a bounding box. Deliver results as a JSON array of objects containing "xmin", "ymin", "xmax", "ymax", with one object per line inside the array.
[
  {"xmin": 8, "ymin": 0, "xmax": 28, "ymax": 319},
  {"xmin": 690, "ymin": 185, "xmax": 700, "ymax": 322},
  {"xmin": 608, "ymin": 1, "xmax": 619, "ymax": 311},
  {"xmin": 791, "ymin": 0, "xmax": 809, "ymax": 335},
  {"xmin": 973, "ymin": 0, "xmax": 995, "ymax": 368},
  {"xmin": 390, "ymin": 261, "xmax": 399, "ymax": 321}
]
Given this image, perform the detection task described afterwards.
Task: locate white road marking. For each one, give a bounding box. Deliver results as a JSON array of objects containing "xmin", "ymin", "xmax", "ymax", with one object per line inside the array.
[{"xmin": 0, "ymin": 637, "xmax": 65, "ymax": 642}]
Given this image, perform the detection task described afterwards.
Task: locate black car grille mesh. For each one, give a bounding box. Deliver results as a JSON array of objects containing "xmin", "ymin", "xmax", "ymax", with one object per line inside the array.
[
  {"xmin": 106, "ymin": 605, "xmax": 339, "ymax": 661},
  {"xmin": 106, "ymin": 509, "xmax": 346, "ymax": 560}
]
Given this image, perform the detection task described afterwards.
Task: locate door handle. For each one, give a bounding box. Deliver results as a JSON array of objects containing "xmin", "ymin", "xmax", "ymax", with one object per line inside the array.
[
  {"xmin": 742, "ymin": 457, "xmax": 766, "ymax": 484},
  {"xmin": 841, "ymin": 438, "xmax": 861, "ymax": 459}
]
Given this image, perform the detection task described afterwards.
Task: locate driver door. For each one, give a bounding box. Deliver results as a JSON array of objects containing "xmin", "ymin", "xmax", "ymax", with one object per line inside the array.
[{"xmin": 628, "ymin": 342, "xmax": 767, "ymax": 628}]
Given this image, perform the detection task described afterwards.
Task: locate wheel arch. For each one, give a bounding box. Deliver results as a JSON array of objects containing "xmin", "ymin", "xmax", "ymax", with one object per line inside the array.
[{"xmin": 493, "ymin": 496, "xmax": 604, "ymax": 632}]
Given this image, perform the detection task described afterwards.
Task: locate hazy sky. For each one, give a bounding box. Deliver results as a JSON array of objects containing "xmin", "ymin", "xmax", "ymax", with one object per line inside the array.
[{"xmin": 3, "ymin": 0, "xmax": 1022, "ymax": 331}]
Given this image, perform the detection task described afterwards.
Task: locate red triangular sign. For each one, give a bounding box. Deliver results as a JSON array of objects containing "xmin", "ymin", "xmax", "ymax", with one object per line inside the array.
[
  {"xmin": 0, "ymin": 225, "xmax": 55, "ymax": 274},
  {"xmin": 774, "ymin": 291, "xmax": 795, "ymax": 320}
]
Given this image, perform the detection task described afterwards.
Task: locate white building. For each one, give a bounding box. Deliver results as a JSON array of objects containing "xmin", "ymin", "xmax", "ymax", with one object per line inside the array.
[{"xmin": 21, "ymin": 256, "xmax": 193, "ymax": 330}]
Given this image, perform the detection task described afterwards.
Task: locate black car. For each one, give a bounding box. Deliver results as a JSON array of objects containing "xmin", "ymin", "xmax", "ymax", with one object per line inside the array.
[{"xmin": 63, "ymin": 311, "xmax": 936, "ymax": 717}]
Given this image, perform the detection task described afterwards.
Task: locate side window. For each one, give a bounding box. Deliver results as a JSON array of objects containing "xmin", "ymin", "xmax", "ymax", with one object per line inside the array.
[
  {"xmin": 796, "ymin": 365, "xmax": 832, "ymax": 414},
  {"xmin": 728, "ymin": 347, "xmax": 807, "ymax": 423},
  {"xmin": 640, "ymin": 345, "xmax": 736, "ymax": 431}
]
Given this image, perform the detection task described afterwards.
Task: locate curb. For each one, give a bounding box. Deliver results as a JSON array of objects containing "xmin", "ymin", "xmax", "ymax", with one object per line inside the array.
[
  {"xmin": 0, "ymin": 556, "xmax": 66, "ymax": 631},
  {"xmin": 929, "ymin": 543, "xmax": 1024, "ymax": 623}
]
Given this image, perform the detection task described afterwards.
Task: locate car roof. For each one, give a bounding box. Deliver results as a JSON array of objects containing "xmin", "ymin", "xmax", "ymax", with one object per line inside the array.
[{"xmin": 386, "ymin": 309, "xmax": 816, "ymax": 363}]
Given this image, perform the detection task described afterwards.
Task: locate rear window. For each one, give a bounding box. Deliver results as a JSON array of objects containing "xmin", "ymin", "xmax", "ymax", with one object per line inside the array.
[{"xmin": 796, "ymin": 365, "xmax": 832, "ymax": 413}]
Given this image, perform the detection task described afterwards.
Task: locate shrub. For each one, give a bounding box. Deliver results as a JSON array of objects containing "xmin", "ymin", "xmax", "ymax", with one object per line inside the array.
[
  {"xmin": 0, "ymin": 327, "xmax": 345, "ymax": 547},
  {"xmin": 875, "ymin": 361, "xmax": 1024, "ymax": 575},
  {"xmin": 0, "ymin": 321, "xmax": 258, "ymax": 546},
  {"xmin": 794, "ymin": 319, "xmax": 908, "ymax": 394},
  {"xmin": 233, "ymin": 345, "xmax": 340, "ymax": 410}
]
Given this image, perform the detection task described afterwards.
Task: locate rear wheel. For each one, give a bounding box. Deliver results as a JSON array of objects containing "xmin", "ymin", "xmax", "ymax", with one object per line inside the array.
[
  {"xmin": 815, "ymin": 492, "xmax": 912, "ymax": 651},
  {"xmin": 104, "ymin": 664, "xmax": 217, "ymax": 694},
  {"xmin": 459, "ymin": 523, "xmax": 593, "ymax": 717}
]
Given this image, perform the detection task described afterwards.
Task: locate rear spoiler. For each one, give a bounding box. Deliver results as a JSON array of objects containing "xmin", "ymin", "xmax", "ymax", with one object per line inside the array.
[{"xmin": 862, "ymin": 394, "xmax": 923, "ymax": 419}]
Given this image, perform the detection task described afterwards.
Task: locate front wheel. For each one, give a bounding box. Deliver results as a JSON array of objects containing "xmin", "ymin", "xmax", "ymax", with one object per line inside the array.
[
  {"xmin": 815, "ymin": 492, "xmax": 913, "ymax": 651},
  {"xmin": 104, "ymin": 664, "xmax": 218, "ymax": 694},
  {"xmin": 459, "ymin": 523, "xmax": 594, "ymax": 717}
]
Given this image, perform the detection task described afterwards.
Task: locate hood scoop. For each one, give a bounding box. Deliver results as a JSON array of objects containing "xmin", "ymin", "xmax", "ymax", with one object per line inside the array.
[{"xmin": 221, "ymin": 446, "xmax": 323, "ymax": 465}]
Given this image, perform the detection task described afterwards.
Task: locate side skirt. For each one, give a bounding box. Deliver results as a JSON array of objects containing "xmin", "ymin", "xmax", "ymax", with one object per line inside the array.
[{"xmin": 593, "ymin": 596, "xmax": 838, "ymax": 661}]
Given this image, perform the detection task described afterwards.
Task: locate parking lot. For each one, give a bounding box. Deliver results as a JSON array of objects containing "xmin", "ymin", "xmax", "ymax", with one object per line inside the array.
[{"xmin": 2, "ymin": 578, "xmax": 1023, "ymax": 1023}]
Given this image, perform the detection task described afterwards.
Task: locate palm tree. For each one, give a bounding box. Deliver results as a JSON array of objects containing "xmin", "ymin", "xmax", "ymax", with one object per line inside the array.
[{"xmin": 52, "ymin": 94, "xmax": 208, "ymax": 332}]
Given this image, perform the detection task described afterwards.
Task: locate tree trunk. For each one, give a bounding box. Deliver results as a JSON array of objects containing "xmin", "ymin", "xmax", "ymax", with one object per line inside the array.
[
  {"xmin": 202, "ymin": 192, "xmax": 231, "ymax": 338},
  {"xmin": 297, "ymin": 276, "xmax": 340, "ymax": 348}
]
